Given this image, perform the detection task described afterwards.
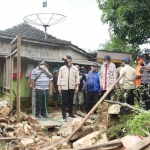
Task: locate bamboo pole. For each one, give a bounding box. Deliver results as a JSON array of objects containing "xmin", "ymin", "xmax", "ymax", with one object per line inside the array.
[{"xmin": 65, "ymin": 73, "xmax": 126, "ymax": 142}]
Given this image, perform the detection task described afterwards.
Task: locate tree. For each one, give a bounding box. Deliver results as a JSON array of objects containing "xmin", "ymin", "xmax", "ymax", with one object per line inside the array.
[
  {"xmin": 96, "ymin": 0, "xmax": 150, "ymax": 45},
  {"xmin": 103, "ymin": 34, "xmax": 139, "ymax": 60}
]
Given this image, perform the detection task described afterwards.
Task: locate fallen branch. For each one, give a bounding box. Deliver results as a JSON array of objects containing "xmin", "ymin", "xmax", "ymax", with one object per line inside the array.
[{"xmin": 104, "ymin": 100, "xmax": 147, "ymax": 113}]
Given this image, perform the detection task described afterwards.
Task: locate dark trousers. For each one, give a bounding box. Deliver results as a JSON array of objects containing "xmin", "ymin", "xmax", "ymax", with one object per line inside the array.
[
  {"xmin": 102, "ymin": 90, "xmax": 113, "ymax": 100},
  {"xmin": 141, "ymin": 84, "xmax": 150, "ymax": 110},
  {"xmin": 35, "ymin": 89, "xmax": 49, "ymax": 116},
  {"xmin": 86, "ymin": 91, "xmax": 99, "ymax": 113},
  {"xmin": 61, "ymin": 89, "xmax": 75, "ymax": 117},
  {"xmin": 123, "ymin": 89, "xmax": 134, "ymax": 105}
]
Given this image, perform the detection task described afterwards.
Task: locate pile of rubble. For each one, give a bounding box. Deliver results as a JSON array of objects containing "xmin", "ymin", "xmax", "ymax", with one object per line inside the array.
[
  {"xmin": 0, "ymin": 99, "xmax": 65, "ymax": 150},
  {"xmin": 1, "ymin": 98, "xmax": 150, "ymax": 150}
]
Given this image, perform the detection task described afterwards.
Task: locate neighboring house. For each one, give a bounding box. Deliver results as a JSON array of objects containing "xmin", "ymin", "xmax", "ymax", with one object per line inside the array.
[
  {"xmin": 97, "ymin": 50, "xmax": 132, "ymax": 67},
  {"xmin": 0, "ymin": 23, "xmax": 95, "ymax": 106}
]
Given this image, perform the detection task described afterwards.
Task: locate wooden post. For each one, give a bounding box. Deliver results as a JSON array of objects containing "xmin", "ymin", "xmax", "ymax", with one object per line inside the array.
[
  {"xmin": 6, "ymin": 35, "xmax": 21, "ymax": 122},
  {"xmin": 65, "ymin": 73, "xmax": 126, "ymax": 142},
  {"xmin": 9, "ymin": 56, "xmax": 13, "ymax": 110},
  {"xmin": 16, "ymin": 35, "xmax": 21, "ymax": 123}
]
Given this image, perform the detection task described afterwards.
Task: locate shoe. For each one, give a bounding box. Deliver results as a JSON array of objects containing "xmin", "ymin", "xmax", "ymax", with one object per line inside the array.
[
  {"xmin": 63, "ymin": 117, "xmax": 67, "ymax": 122},
  {"xmin": 36, "ymin": 115, "xmax": 41, "ymax": 118},
  {"xmin": 68, "ymin": 114, "xmax": 76, "ymax": 118},
  {"xmin": 41, "ymin": 114, "xmax": 49, "ymax": 118}
]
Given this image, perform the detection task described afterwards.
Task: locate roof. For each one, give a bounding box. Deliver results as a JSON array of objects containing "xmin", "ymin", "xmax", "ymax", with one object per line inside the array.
[
  {"xmin": 0, "ymin": 23, "xmax": 71, "ymax": 45},
  {"xmin": 22, "ymin": 56, "xmax": 101, "ymax": 66},
  {"xmin": 97, "ymin": 50, "xmax": 132, "ymax": 63},
  {"xmin": 0, "ymin": 23, "xmax": 93, "ymax": 59}
]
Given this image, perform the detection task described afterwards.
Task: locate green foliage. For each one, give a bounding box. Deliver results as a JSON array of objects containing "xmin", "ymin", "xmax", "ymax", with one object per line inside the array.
[
  {"xmin": 128, "ymin": 111, "xmax": 150, "ymax": 137},
  {"xmin": 97, "ymin": 0, "xmax": 150, "ymax": 45}
]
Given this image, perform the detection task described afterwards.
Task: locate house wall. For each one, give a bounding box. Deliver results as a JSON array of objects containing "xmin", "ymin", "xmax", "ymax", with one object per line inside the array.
[
  {"xmin": 21, "ymin": 42, "xmax": 88, "ymax": 60},
  {"xmin": 0, "ymin": 40, "xmax": 89, "ymax": 107}
]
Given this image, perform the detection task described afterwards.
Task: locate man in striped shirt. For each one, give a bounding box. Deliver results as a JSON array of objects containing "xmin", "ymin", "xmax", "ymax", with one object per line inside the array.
[{"xmin": 31, "ymin": 60, "xmax": 52, "ymax": 118}]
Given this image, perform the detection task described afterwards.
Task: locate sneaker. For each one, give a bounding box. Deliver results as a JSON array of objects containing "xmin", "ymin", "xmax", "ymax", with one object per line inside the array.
[
  {"xmin": 36, "ymin": 115, "xmax": 41, "ymax": 118},
  {"xmin": 63, "ymin": 117, "xmax": 67, "ymax": 122},
  {"xmin": 68, "ymin": 114, "xmax": 76, "ymax": 118},
  {"xmin": 41, "ymin": 114, "xmax": 49, "ymax": 118}
]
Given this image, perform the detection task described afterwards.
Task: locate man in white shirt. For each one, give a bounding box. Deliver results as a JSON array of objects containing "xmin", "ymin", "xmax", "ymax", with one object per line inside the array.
[{"xmin": 119, "ymin": 57, "xmax": 135, "ymax": 105}]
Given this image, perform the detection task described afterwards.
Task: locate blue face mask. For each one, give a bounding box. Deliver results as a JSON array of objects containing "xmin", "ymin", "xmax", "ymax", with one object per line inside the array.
[{"xmin": 103, "ymin": 62, "xmax": 107, "ymax": 65}]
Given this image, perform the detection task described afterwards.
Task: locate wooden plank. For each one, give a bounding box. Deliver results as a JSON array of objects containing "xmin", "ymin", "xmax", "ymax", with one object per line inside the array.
[
  {"xmin": 16, "ymin": 35, "xmax": 21, "ymax": 123},
  {"xmin": 38, "ymin": 120, "xmax": 60, "ymax": 129},
  {"xmin": 10, "ymin": 36, "xmax": 17, "ymax": 45},
  {"xmin": 11, "ymin": 43, "xmax": 17, "ymax": 52},
  {"xmin": 78, "ymin": 141, "xmax": 122, "ymax": 150},
  {"xmin": 0, "ymin": 137, "xmax": 18, "ymax": 141},
  {"xmin": 126, "ymin": 136, "xmax": 150, "ymax": 150}
]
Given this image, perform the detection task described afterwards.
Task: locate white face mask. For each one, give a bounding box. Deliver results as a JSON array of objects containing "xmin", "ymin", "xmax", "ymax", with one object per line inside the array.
[
  {"xmin": 91, "ymin": 67, "xmax": 96, "ymax": 71},
  {"xmin": 103, "ymin": 62, "xmax": 107, "ymax": 65},
  {"xmin": 40, "ymin": 65, "xmax": 45, "ymax": 69}
]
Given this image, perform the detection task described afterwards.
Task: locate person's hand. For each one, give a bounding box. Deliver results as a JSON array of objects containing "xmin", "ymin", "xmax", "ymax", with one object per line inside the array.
[
  {"xmin": 136, "ymin": 75, "xmax": 142, "ymax": 79},
  {"xmin": 53, "ymin": 89, "xmax": 56, "ymax": 93},
  {"xmin": 42, "ymin": 68, "xmax": 47, "ymax": 73},
  {"xmin": 81, "ymin": 87, "xmax": 85, "ymax": 91},
  {"xmin": 49, "ymin": 90, "xmax": 53, "ymax": 95},
  {"xmin": 75, "ymin": 87, "xmax": 79, "ymax": 93},
  {"xmin": 58, "ymin": 86, "xmax": 61, "ymax": 93}
]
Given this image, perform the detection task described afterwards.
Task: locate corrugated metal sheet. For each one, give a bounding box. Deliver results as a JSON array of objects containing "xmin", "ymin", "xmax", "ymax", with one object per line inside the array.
[{"xmin": 21, "ymin": 56, "xmax": 101, "ymax": 66}]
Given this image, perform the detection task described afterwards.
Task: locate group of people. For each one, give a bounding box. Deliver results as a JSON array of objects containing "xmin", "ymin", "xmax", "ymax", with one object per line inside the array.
[{"xmin": 26, "ymin": 50, "xmax": 150, "ymax": 121}]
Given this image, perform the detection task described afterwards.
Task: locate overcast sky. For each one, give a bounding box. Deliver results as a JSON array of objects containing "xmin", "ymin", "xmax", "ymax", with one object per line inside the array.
[{"xmin": 0, "ymin": 0, "xmax": 110, "ymax": 51}]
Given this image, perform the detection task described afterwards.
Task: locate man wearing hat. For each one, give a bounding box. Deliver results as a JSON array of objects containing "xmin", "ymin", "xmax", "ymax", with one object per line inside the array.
[
  {"xmin": 85, "ymin": 62, "xmax": 102, "ymax": 113},
  {"xmin": 119, "ymin": 57, "xmax": 135, "ymax": 105},
  {"xmin": 100, "ymin": 55, "xmax": 116, "ymax": 99},
  {"xmin": 31, "ymin": 60, "xmax": 52, "ymax": 118},
  {"xmin": 57, "ymin": 55, "xmax": 80, "ymax": 121}
]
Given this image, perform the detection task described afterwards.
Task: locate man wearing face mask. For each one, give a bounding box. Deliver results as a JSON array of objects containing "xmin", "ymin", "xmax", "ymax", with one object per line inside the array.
[
  {"xmin": 31, "ymin": 60, "xmax": 52, "ymax": 118},
  {"xmin": 57, "ymin": 55, "xmax": 80, "ymax": 121},
  {"xmin": 85, "ymin": 62, "xmax": 102, "ymax": 113},
  {"xmin": 140, "ymin": 49, "xmax": 150, "ymax": 110},
  {"xmin": 100, "ymin": 55, "xmax": 116, "ymax": 100}
]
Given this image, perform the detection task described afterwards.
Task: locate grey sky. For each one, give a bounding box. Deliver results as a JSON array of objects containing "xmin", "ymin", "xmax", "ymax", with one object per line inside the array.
[{"xmin": 0, "ymin": 0, "xmax": 109, "ymax": 50}]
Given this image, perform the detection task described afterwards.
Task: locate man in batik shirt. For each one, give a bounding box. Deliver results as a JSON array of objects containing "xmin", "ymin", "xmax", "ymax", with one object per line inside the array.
[{"xmin": 100, "ymin": 55, "xmax": 116, "ymax": 100}]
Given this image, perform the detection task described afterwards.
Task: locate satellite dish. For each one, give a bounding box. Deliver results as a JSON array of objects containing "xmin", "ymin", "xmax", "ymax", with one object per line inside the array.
[{"xmin": 23, "ymin": 0, "xmax": 66, "ymax": 39}]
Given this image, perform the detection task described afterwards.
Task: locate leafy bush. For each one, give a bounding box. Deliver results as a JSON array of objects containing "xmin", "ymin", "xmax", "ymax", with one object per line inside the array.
[{"xmin": 128, "ymin": 111, "xmax": 150, "ymax": 137}]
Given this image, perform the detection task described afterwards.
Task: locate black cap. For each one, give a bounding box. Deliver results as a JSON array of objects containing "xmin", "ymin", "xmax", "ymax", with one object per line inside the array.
[
  {"xmin": 91, "ymin": 62, "xmax": 98, "ymax": 67},
  {"xmin": 62, "ymin": 55, "xmax": 72, "ymax": 60},
  {"xmin": 38, "ymin": 59, "xmax": 44, "ymax": 64},
  {"xmin": 103, "ymin": 55, "xmax": 111, "ymax": 60},
  {"xmin": 39, "ymin": 60, "xmax": 47, "ymax": 65}
]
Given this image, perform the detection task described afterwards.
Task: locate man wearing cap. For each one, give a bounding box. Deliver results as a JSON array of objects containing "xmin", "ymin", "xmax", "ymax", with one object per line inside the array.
[
  {"xmin": 31, "ymin": 60, "xmax": 52, "ymax": 118},
  {"xmin": 57, "ymin": 55, "xmax": 80, "ymax": 121},
  {"xmin": 73, "ymin": 65, "xmax": 86, "ymax": 110},
  {"xmin": 119, "ymin": 57, "xmax": 135, "ymax": 105},
  {"xmin": 100, "ymin": 55, "xmax": 116, "ymax": 99},
  {"xmin": 85, "ymin": 62, "xmax": 102, "ymax": 113}
]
